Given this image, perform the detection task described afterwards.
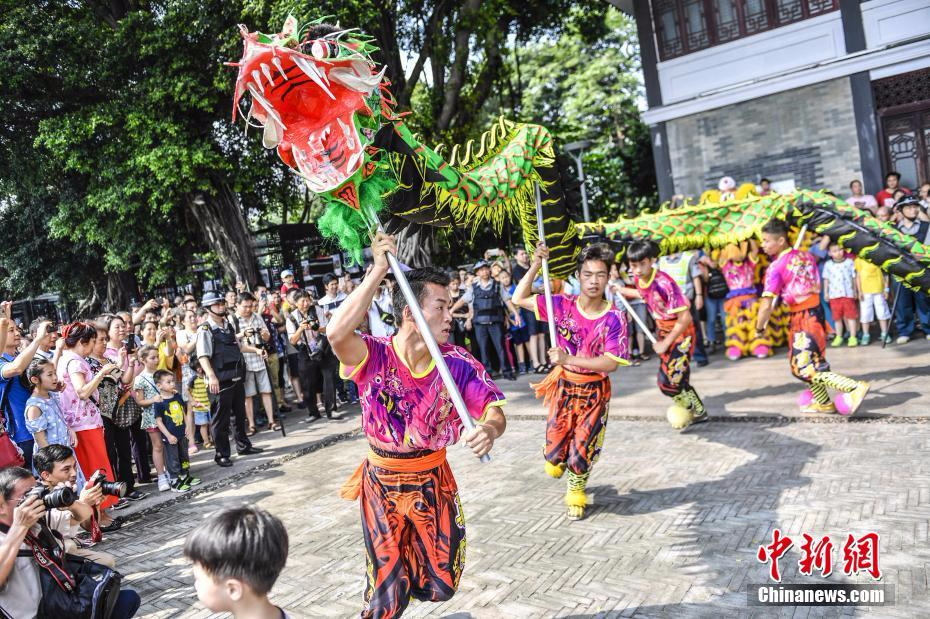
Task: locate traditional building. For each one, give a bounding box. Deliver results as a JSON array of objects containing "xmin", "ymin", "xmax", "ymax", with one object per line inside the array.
[{"xmin": 612, "ymin": 0, "xmax": 930, "ymax": 200}]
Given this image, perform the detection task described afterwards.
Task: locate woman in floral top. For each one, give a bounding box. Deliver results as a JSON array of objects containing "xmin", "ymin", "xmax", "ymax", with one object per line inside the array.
[{"xmin": 56, "ymin": 322, "xmax": 120, "ymax": 508}]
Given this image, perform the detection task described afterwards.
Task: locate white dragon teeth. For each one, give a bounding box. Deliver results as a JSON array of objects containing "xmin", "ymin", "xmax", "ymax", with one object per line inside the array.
[
  {"xmin": 337, "ymin": 117, "xmax": 351, "ymax": 139},
  {"xmin": 293, "ymin": 55, "xmax": 335, "ymax": 100},
  {"xmin": 346, "ymin": 150, "xmax": 362, "ymax": 173},
  {"xmin": 246, "ymin": 83, "xmax": 285, "ymax": 129},
  {"xmin": 271, "ymin": 56, "xmax": 288, "ymax": 81},
  {"xmin": 251, "ymin": 70, "xmax": 264, "ymax": 94},
  {"xmin": 260, "ymin": 63, "xmax": 274, "ymax": 88}
]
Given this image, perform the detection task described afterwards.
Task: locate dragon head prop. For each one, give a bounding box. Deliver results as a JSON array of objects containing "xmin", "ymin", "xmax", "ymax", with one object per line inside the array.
[{"xmin": 231, "ymin": 16, "xmax": 391, "ymax": 213}]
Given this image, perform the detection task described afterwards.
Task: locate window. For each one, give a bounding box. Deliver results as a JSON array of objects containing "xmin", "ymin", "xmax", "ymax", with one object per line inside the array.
[
  {"xmin": 881, "ymin": 111, "xmax": 930, "ymax": 190},
  {"xmin": 653, "ymin": 0, "xmax": 839, "ymax": 61}
]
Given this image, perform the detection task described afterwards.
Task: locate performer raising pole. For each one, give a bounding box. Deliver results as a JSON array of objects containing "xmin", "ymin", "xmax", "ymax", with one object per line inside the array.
[
  {"xmin": 512, "ymin": 242, "xmax": 630, "ymax": 520},
  {"xmin": 329, "ymin": 232, "xmax": 507, "ymax": 618}
]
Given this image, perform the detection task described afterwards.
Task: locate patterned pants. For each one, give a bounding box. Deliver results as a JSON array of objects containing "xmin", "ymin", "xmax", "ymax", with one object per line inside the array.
[
  {"xmin": 360, "ymin": 456, "xmax": 465, "ymax": 618},
  {"xmin": 656, "ymin": 321, "xmax": 695, "ymax": 397},
  {"xmin": 724, "ymin": 294, "xmax": 772, "ymax": 357},
  {"xmin": 788, "ymin": 306, "xmax": 858, "ymax": 404},
  {"xmin": 544, "ymin": 375, "xmax": 611, "ymax": 476}
]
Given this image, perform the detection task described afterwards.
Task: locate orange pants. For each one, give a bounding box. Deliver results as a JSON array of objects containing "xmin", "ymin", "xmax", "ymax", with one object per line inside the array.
[{"xmin": 346, "ymin": 449, "xmax": 465, "ymax": 619}]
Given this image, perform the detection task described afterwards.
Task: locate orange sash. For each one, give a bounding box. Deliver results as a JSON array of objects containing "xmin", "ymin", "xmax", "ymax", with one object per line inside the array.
[
  {"xmin": 531, "ymin": 366, "xmax": 604, "ymax": 408},
  {"xmin": 339, "ymin": 448, "xmax": 448, "ymax": 501}
]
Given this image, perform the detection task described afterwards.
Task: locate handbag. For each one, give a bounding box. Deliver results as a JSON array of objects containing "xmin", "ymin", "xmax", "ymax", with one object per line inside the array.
[
  {"xmin": 113, "ymin": 387, "xmax": 142, "ymax": 429},
  {"xmin": 707, "ymin": 268, "xmax": 730, "ymax": 300},
  {"xmin": 18, "ymin": 526, "xmax": 122, "ymax": 619}
]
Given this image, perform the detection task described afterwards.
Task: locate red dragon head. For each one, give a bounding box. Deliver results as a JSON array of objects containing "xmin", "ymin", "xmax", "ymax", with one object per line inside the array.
[{"xmin": 231, "ymin": 16, "xmax": 390, "ymax": 210}]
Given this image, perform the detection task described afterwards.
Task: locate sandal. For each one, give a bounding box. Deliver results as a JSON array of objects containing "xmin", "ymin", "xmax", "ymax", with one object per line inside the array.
[
  {"xmin": 246, "ymin": 425, "xmax": 256, "ymax": 437},
  {"xmin": 270, "ymin": 422, "xmax": 282, "ymax": 432},
  {"xmin": 640, "ymin": 353, "xmax": 652, "ymax": 361},
  {"xmin": 533, "ymin": 364, "xmax": 548, "ymax": 374},
  {"xmin": 632, "ymin": 356, "xmax": 642, "ymax": 367}
]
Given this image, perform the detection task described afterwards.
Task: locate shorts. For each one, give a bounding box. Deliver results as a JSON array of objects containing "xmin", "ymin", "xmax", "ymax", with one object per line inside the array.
[
  {"xmin": 194, "ymin": 410, "xmax": 211, "ymax": 426},
  {"xmin": 859, "ymin": 292, "xmax": 891, "ymax": 323},
  {"xmin": 828, "ymin": 297, "xmax": 858, "ymax": 321},
  {"xmin": 520, "ymin": 308, "xmax": 539, "ymax": 336},
  {"xmin": 244, "ymin": 367, "xmax": 272, "ymax": 396},
  {"xmin": 626, "ymin": 302, "xmax": 649, "ymax": 336}
]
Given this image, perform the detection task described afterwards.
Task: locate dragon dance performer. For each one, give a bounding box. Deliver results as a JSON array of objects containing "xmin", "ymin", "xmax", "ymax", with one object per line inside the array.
[
  {"xmin": 755, "ymin": 220, "xmax": 870, "ymax": 414},
  {"xmin": 618, "ymin": 240, "xmax": 708, "ymax": 428},
  {"xmin": 512, "ymin": 242, "xmax": 630, "ymax": 521},
  {"xmin": 330, "ymin": 233, "xmax": 507, "ymax": 618}
]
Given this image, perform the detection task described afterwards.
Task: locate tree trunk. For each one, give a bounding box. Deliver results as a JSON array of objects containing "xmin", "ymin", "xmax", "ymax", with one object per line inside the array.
[
  {"xmin": 436, "ymin": 0, "xmax": 482, "ymax": 130},
  {"xmin": 187, "ymin": 180, "xmax": 259, "ymax": 288},
  {"xmin": 105, "ymin": 271, "xmax": 139, "ymax": 311}
]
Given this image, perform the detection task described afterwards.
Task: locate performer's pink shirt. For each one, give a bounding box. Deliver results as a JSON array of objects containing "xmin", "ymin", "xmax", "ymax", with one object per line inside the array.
[
  {"xmin": 763, "ymin": 248, "xmax": 821, "ymax": 308},
  {"xmin": 722, "ymin": 258, "xmax": 756, "ymax": 292},
  {"xmin": 534, "ymin": 294, "xmax": 630, "ymax": 375},
  {"xmin": 634, "ymin": 269, "xmax": 689, "ymax": 321},
  {"xmin": 341, "ymin": 335, "xmax": 506, "ymax": 453}
]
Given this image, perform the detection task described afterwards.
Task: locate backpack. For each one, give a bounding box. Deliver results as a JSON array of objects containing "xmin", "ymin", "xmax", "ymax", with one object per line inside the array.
[{"xmin": 707, "ymin": 268, "xmax": 729, "ymax": 300}]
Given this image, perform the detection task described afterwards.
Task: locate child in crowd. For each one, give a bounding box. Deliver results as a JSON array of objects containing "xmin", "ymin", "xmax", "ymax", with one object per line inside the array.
[
  {"xmin": 23, "ymin": 359, "xmax": 85, "ymax": 487},
  {"xmin": 187, "ymin": 358, "xmax": 214, "ymax": 449},
  {"xmin": 184, "ymin": 506, "xmax": 290, "ymax": 618},
  {"xmin": 855, "ymin": 255, "xmax": 891, "ymax": 345},
  {"xmin": 133, "ymin": 345, "xmax": 169, "ymax": 491},
  {"xmin": 153, "ymin": 369, "xmax": 200, "ymax": 493},
  {"xmin": 822, "ymin": 242, "xmax": 860, "ymax": 347}
]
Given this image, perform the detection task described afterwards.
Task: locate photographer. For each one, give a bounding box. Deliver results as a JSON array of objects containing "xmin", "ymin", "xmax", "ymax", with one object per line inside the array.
[
  {"xmin": 286, "ymin": 291, "xmax": 333, "ymax": 420},
  {"xmin": 33, "ymin": 445, "xmax": 117, "ymax": 568},
  {"xmin": 0, "ymin": 467, "xmax": 140, "ymax": 618},
  {"xmin": 230, "ymin": 293, "xmax": 276, "ymax": 435}
]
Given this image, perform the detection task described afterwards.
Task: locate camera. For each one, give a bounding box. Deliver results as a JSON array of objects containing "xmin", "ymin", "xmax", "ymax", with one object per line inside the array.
[
  {"xmin": 90, "ymin": 471, "xmax": 127, "ymax": 498},
  {"xmin": 302, "ymin": 319, "xmax": 320, "ymax": 331},
  {"xmin": 26, "ymin": 483, "xmax": 77, "ymax": 510}
]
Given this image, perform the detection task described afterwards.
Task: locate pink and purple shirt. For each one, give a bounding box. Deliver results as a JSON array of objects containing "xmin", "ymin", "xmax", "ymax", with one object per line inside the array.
[
  {"xmin": 57, "ymin": 350, "xmax": 103, "ymax": 432},
  {"xmin": 722, "ymin": 258, "xmax": 757, "ymax": 297},
  {"xmin": 341, "ymin": 335, "xmax": 506, "ymax": 454},
  {"xmin": 634, "ymin": 269, "xmax": 689, "ymax": 322},
  {"xmin": 763, "ymin": 248, "xmax": 821, "ymax": 309},
  {"xmin": 534, "ymin": 294, "xmax": 630, "ymax": 375}
]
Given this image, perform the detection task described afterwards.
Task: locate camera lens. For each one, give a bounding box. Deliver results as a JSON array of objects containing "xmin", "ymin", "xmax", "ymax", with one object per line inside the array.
[
  {"xmin": 99, "ymin": 481, "xmax": 127, "ymax": 498},
  {"xmin": 43, "ymin": 486, "xmax": 77, "ymax": 509}
]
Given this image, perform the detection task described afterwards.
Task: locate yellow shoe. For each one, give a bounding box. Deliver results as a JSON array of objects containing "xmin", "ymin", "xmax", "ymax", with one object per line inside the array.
[
  {"xmin": 800, "ymin": 400, "xmax": 837, "ymax": 414},
  {"xmin": 545, "ymin": 462, "xmax": 566, "ymax": 479},
  {"xmin": 565, "ymin": 489, "xmax": 588, "ymax": 520},
  {"xmin": 841, "ymin": 382, "xmax": 870, "ymax": 416}
]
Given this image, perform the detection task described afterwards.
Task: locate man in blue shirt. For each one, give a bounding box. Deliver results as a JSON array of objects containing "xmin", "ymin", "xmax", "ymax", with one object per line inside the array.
[{"xmin": 1, "ymin": 319, "xmax": 52, "ymax": 470}]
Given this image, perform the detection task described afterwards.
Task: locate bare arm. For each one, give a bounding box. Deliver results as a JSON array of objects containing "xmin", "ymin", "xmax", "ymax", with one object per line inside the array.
[
  {"xmin": 557, "ymin": 354, "xmax": 619, "ymax": 374},
  {"xmin": 70, "ymin": 362, "xmax": 115, "ymax": 400},
  {"xmin": 0, "ymin": 497, "xmax": 44, "ymax": 588},
  {"xmin": 756, "ymin": 296, "xmax": 775, "ymax": 333},
  {"xmin": 328, "ymin": 233, "xmax": 395, "ymax": 367},
  {"xmin": 463, "ymin": 406, "xmax": 506, "ymax": 458},
  {"xmin": 654, "ymin": 308, "xmax": 692, "ymax": 355},
  {"xmin": 0, "ymin": 321, "xmax": 49, "ymax": 379}
]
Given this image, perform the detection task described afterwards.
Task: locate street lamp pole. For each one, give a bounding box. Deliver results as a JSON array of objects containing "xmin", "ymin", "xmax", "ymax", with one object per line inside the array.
[{"xmin": 564, "ymin": 140, "xmax": 592, "ymax": 222}]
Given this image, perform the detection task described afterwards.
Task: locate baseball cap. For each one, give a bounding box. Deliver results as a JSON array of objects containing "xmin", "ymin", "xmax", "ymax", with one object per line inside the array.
[{"xmin": 281, "ymin": 269, "xmax": 294, "ymax": 278}]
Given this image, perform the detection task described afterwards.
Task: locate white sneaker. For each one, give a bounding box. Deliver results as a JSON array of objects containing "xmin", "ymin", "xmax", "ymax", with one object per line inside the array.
[
  {"xmin": 897, "ymin": 336, "xmax": 910, "ymax": 345},
  {"xmin": 157, "ymin": 475, "xmax": 170, "ymax": 492}
]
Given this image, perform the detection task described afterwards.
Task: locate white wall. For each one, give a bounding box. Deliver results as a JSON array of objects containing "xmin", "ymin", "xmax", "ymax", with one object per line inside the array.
[
  {"xmin": 862, "ymin": 0, "xmax": 930, "ymax": 50},
  {"xmin": 656, "ymin": 12, "xmax": 845, "ymax": 105}
]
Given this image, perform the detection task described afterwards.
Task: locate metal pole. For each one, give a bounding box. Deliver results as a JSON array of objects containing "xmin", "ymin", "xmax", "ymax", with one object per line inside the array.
[
  {"xmin": 883, "ymin": 281, "xmax": 901, "ymax": 349},
  {"xmin": 614, "ymin": 293, "xmax": 658, "ymax": 344},
  {"xmin": 535, "ymin": 183, "xmax": 559, "ymax": 348},
  {"xmin": 365, "ymin": 209, "xmax": 489, "ymax": 463}
]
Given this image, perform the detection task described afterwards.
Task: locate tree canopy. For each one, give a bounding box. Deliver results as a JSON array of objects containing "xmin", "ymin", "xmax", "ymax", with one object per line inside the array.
[{"xmin": 0, "ymin": 0, "xmax": 652, "ymax": 305}]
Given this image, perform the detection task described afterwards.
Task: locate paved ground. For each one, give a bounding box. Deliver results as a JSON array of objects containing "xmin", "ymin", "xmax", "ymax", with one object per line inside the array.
[{"xmin": 98, "ymin": 339, "xmax": 930, "ymax": 617}]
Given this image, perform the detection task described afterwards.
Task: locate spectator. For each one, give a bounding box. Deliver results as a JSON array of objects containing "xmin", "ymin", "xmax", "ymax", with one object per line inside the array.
[
  {"xmin": 281, "ymin": 290, "xmax": 305, "ymax": 409},
  {"xmin": 510, "ymin": 248, "xmax": 543, "ymax": 372},
  {"xmin": 187, "ymin": 357, "xmax": 214, "ymax": 449},
  {"xmin": 855, "ymin": 255, "xmax": 891, "ymax": 345},
  {"xmin": 449, "ymin": 275, "xmax": 471, "ymax": 349},
  {"xmin": 822, "ymin": 243, "xmax": 860, "ymax": 347},
  {"xmin": 920, "ymin": 182, "xmax": 930, "ymax": 210},
  {"xmin": 367, "ymin": 283, "xmax": 396, "ymax": 338},
  {"xmin": 1, "ymin": 317, "xmax": 52, "ymax": 470},
  {"xmin": 609, "ymin": 262, "xmax": 650, "ymax": 365},
  {"xmin": 24, "ymin": 359, "xmax": 80, "ymax": 478},
  {"xmin": 0, "ymin": 466, "xmax": 141, "ymax": 618},
  {"xmin": 27, "ymin": 317, "xmax": 59, "ymax": 364},
  {"xmin": 316, "ymin": 274, "xmax": 347, "ymax": 328},
  {"xmin": 258, "ymin": 291, "xmax": 290, "ymax": 415},
  {"xmin": 893, "ymin": 196, "xmax": 930, "ymax": 343},
  {"xmin": 847, "ymin": 179, "xmax": 878, "ymax": 213},
  {"xmin": 287, "ymin": 290, "xmax": 332, "ymax": 419},
  {"xmin": 231, "ymin": 293, "xmax": 276, "ymax": 435},
  {"xmin": 139, "ymin": 319, "xmax": 177, "ymax": 373},
  {"xmin": 876, "ymin": 171, "xmax": 912, "ymax": 208},
  {"xmin": 133, "ymin": 345, "xmax": 170, "ymax": 489},
  {"xmin": 195, "ymin": 292, "xmax": 263, "ymax": 468},
  {"xmin": 759, "ymin": 177, "xmax": 772, "ymax": 196},
  {"xmin": 224, "ymin": 290, "xmax": 238, "ymax": 308},
  {"xmin": 498, "ymin": 270, "xmax": 525, "ymax": 374},
  {"xmin": 153, "ymin": 369, "xmax": 199, "ymax": 492},
  {"xmin": 316, "ymin": 274, "xmax": 348, "ymax": 404},
  {"xmin": 279, "ymin": 269, "xmax": 300, "ymax": 297},
  {"xmin": 183, "ymin": 506, "xmax": 289, "ymax": 618},
  {"xmin": 55, "ymin": 322, "xmax": 121, "ymax": 511},
  {"xmin": 33, "ymin": 444, "xmax": 116, "ymax": 566},
  {"xmin": 452, "ymin": 260, "xmax": 521, "ymax": 380}
]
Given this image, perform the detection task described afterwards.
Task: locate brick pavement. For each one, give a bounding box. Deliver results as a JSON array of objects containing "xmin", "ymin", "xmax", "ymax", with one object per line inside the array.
[{"xmin": 98, "ymin": 341, "xmax": 930, "ymax": 618}]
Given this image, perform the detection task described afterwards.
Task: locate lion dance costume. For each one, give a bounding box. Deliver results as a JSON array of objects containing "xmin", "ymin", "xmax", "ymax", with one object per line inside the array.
[
  {"xmin": 716, "ymin": 242, "xmax": 773, "ymax": 360},
  {"xmin": 531, "ymin": 294, "xmax": 629, "ymax": 520}
]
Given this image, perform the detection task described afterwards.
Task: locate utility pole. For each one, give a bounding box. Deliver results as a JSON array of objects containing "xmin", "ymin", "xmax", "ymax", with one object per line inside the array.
[{"xmin": 564, "ymin": 140, "xmax": 592, "ymax": 222}]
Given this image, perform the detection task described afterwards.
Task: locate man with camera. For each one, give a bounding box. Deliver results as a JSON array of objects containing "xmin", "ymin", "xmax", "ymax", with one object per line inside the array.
[
  {"xmin": 231, "ymin": 293, "xmax": 276, "ymax": 435},
  {"xmin": 195, "ymin": 292, "xmax": 263, "ymax": 468},
  {"xmin": 0, "ymin": 466, "xmax": 141, "ymax": 618},
  {"xmin": 33, "ymin": 444, "xmax": 119, "ymax": 568},
  {"xmin": 287, "ymin": 291, "xmax": 336, "ymax": 420}
]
